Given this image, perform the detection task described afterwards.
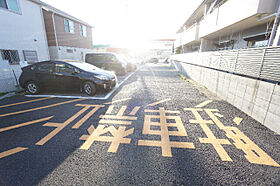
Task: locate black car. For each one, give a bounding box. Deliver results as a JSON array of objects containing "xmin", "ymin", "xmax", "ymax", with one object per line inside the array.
[
  {"xmin": 19, "ymin": 60, "xmax": 117, "ymax": 96},
  {"xmin": 85, "ymin": 52, "xmax": 127, "ymax": 76}
]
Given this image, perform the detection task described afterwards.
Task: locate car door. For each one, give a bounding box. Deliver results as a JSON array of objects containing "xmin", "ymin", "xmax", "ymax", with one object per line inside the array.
[
  {"xmin": 98, "ymin": 54, "xmax": 110, "ymax": 70},
  {"xmin": 108, "ymin": 54, "xmax": 120, "ymax": 71},
  {"xmin": 35, "ymin": 62, "xmax": 55, "ymax": 89},
  {"xmin": 86, "ymin": 54, "xmax": 105, "ymax": 69},
  {"xmin": 54, "ymin": 63, "xmax": 81, "ymax": 91}
]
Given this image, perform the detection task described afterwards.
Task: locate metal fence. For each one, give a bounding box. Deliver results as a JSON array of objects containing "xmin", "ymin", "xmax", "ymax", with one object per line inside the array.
[{"xmin": 172, "ymin": 47, "xmax": 280, "ymax": 83}]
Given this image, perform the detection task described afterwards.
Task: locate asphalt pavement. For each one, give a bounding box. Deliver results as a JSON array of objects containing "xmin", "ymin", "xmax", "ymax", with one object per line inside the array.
[{"xmin": 0, "ymin": 63, "xmax": 279, "ymax": 185}]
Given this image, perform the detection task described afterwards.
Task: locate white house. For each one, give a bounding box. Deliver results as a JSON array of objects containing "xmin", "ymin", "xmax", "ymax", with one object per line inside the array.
[{"xmin": 0, "ymin": 0, "xmax": 49, "ymax": 93}]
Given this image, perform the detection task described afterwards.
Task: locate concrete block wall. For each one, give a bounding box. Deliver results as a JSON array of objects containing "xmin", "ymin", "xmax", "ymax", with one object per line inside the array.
[
  {"xmin": 174, "ymin": 61, "xmax": 280, "ymax": 134},
  {"xmin": 265, "ymin": 85, "xmax": 280, "ymax": 133}
]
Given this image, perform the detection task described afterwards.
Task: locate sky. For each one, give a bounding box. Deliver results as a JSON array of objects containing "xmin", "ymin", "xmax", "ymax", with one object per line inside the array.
[{"xmin": 41, "ymin": 0, "xmax": 203, "ymax": 49}]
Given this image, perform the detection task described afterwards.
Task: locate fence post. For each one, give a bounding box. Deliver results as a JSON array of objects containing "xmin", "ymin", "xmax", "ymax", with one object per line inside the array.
[
  {"xmin": 219, "ymin": 52, "xmax": 222, "ymax": 69},
  {"xmin": 233, "ymin": 50, "xmax": 239, "ymax": 73},
  {"xmin": 258, "ymin": 48, "xmax": 267, "ymax": 78}
]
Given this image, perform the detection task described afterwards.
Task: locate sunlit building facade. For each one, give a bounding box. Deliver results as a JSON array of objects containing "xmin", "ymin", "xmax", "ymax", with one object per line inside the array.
[
  {"xmin": 0, "ymin": 0, "xmax": 50, "ymax": 92},
  {"xmin": 149, "ymin": 39, "xmax": 175, "ymax": 59},
  {"xmin": 175, "ymin": 0, "xmax": 280, "ymax": 53},
  {"xmin": 41, "ymin": 2, "xmax": 93, "ymax": 61}
]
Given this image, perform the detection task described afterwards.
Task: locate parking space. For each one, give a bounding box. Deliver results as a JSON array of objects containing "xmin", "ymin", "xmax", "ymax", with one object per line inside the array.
[
  {"xmin": 0, "ymin": 63, "xmax": 279, "ymax": 185},
  {"xmin": 25, "ymin": 71, "xmax": 136, "ymax": 100}
]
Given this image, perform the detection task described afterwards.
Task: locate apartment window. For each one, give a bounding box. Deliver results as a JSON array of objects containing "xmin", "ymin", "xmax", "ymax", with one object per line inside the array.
[
  {"xmin": 0, "ymin": 0, "xmax": 20, "ymax": 13},
  {"xmin": 247, "ymin": 40, "xmax": 268, "ymax": 48},
  {"xmin": 216, "ymin": 40, "xmax": 235, "ymax": 51},
  {"xmin": 64, "ymin": 19, "xmax": 75, "ymax": 33},
  {"xmin": 23, "ymin": 50, "xmax": 38, "ymax": 63},
  {"xmin": 244, "ymin": 33, "xmax": 270, "ymax": 48},
  {"xmin": 79, "ymin": 24, "xmax": 87, "ymax": 37},
  {"xmin": 1, "ymin": 49, "xmax": 20, "ymax": 64}
]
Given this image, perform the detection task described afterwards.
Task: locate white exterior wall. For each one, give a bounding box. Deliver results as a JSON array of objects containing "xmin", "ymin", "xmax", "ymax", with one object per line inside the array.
[
  {"xmin": 49, "ymin": 46, "xmax": 93, "ymax": 62},
  {"xmin": 258, "ymin": 0, "xmax": 279, "ymax": 13},
  {"xmin": 181, "ymin": 24, "xmax": 199, "ymax": 46},
  {"xmin": 0, "ymin": 0, "xmax": 49, "ymax": 61},
  {"xmin": 0, "ymin": 0, "xmax": 50, "ymax": 93},
  {"xmin": 199, "ymin": 0, "xmax": 261, "ymax": 38}
]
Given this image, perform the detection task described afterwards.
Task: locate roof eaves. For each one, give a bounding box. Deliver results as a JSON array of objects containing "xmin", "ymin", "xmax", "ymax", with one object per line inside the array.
[
  {"xmin": 28, "ymin": 0, "xmax": 42, "ymax": 5},
  {"xmin": 176, "ymin": 0, "xmax": 212, "ymax": 34},
  {"xmin": 33, "ymin": 0, "xmax": 93, "ymax": 27}
]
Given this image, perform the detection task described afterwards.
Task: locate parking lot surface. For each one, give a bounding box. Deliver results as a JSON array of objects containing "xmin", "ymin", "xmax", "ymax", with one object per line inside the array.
[{"xmin": 0, "ymin": 64, "xmax": 279, "ymax": 185}]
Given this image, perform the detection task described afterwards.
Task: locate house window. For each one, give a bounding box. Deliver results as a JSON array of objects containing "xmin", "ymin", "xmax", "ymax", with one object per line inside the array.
[
  {"xmin": 0, "ymin": 0, "xmax": 20, "ymax": 13},
  {"xmin": 79, "ymin": 24, "xmax": 87, "ymax": 37},
  {"xmin": 23, "ymin": 50, "xmax": 38, "ymax": 63},
  {"xmin": 67, "ymin": 49, "xmax": 73, "ymax": 53},
  {"xmin": 0, "ymin": 49, "xmax": 20, "ymax": 64},
  {"xmin": 64, "ymin": 19, "xmax": 75, "ymax": 33}
]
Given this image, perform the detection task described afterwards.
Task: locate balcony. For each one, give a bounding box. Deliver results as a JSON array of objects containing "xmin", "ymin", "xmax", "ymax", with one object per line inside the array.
[
  {"xmin": 199, "ymin": 0, "xmax": 278, "ymax": 38},
  {"xmin": 175, "ymin": 23, "xmax": 200, "ymax": 48}
]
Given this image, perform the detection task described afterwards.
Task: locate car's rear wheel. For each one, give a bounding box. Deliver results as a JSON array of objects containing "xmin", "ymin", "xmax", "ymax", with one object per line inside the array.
[
  {"xmin": 26, "ymin": 81, "xmax": 40, "ymax": 94},
  {"xmin": 83, "ymin": 81, "xmax": 96, "ymax": 96}
]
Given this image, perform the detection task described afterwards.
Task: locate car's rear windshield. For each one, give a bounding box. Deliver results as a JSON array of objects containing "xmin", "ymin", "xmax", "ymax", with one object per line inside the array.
[{"xmin": 66, "ymin": 62, "xmax": 99, "ymax": 72}]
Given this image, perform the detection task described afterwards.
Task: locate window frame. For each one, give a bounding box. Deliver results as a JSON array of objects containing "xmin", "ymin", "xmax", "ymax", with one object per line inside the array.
[
  {"xmin": 79, "ymin": 24, "xmax": 87, "ymax": 37},
  {"xmin": 0, "ymin": 49, "xmax": 20, "ymax": 65},
  {"xmin": 23, "ymin": 50, "xmax": 38, "ymax": 63},
  {"xmin": 66, "ymin": 49, "xmax": 73, "ymax": 53},
  {"xmin": 64, "ymin": 18, "xmax": 75, "ymax": 34},
  {"xmin": 0, "ymin": 0, "xmax": 21, "ymax": 14}
]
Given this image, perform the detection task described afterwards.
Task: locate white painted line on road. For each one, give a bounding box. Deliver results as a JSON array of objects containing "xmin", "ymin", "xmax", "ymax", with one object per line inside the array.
[
  {"xmin": 105, "ymin": 98, "xmax": 132, "ymax": 105},
  {"xmin": 25, "ymin": 69, "xmax": 138, "ymax": 100},
  {"xmin": 146, "ymin": 98, "xmax": 171, "ymax": 107}
]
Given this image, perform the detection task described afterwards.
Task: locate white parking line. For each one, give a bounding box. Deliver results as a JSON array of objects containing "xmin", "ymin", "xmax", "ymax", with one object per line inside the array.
[{"xmin": 25, "ymin": 69, "xmax": 138, "ymax": 100}]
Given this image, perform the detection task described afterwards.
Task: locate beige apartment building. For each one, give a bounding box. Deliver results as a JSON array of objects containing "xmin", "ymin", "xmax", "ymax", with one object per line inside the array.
[{"xmin": 175, "ymin": 0, "xmax": 280, "ymax": 53}]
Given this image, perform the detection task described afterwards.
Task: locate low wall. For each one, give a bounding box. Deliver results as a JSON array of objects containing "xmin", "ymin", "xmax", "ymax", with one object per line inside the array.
[{"xmin": 173, "ymin": 61, "xmax": 280, "ymax": 135}]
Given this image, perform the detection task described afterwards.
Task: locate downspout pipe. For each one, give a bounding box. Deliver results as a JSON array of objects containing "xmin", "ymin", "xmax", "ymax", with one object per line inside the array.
[
  {"xmin": 52, "ymin": 12, "xmax": 59, "ymax": 56},
  {"xmin": 268, "ymin": 2, "xmax": 280, "ymax": 46}
]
